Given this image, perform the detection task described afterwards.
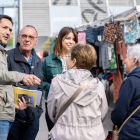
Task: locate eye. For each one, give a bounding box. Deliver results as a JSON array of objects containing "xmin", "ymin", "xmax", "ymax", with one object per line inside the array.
[
  {"xmin": 29, "ymin": 36, "xmax": 34, "ymax": 40},
  {"xmin": 22, "ymin": 34, "xmax": 27, "ymax": 38}
]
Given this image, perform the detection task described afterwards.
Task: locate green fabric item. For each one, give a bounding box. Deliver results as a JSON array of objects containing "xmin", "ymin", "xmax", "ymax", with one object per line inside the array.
[
  {"xmin": 109, "ymin": 46, "xmax": 117, "ymax": 69},
  {"xmin": 42, "ymin": 53, "xmax": 63, "ymax": 100}
]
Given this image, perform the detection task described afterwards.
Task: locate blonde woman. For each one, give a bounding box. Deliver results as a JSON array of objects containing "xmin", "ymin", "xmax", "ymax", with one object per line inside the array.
[{"xmin": 47, "ymin": 44, "xmax": 108, "ymax": 140}]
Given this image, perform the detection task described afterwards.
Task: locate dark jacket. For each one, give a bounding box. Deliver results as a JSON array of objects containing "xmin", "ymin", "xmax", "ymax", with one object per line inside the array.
[
  {"xmin": 111, "ymin": 66, "xmax": 140, "ymax": 140},
  {"xmin": 42, "ymin": 53, "xmax": 62, "ymax": 100},
  {"xmin": 6, "ymin": 43, "xmax": 43, "ymax": 125}
]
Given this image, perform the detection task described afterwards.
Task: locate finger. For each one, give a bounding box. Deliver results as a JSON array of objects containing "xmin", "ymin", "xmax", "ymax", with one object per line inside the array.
[
  {"xmin": 32, "ymin": 75, "xmax": 41, "ymax": 83},
  {"xmin": 34, "ymin": 80, "xmax": 41, "ymax": 85},
  {"xmin": 22, "ymin": 97, "xmax": 27, "ymax": 104},
  {"xmin": 27, "ymin": 79, "xmax": 33, "ymax": 86},
  {"xmin": 15, "ymin": 104, "xmax": 19, "ymax": 110}
]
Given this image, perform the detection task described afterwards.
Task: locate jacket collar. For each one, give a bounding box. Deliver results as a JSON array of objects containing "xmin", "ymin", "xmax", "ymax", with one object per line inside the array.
[
  {"xmin": 0, "ymin": 45, "xmax": 6, "ymax": 52},
  {"xmin": 52, "ymin": 53, "xmax": 60, "ymax": 60},
  {"xmin": 14, "ymin": 43, "xmax": 39, "ymax": 64}
]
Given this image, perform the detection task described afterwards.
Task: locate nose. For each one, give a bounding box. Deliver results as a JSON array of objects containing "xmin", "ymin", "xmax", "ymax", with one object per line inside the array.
[
  {"xmin": 6, "ymin": 29, "xmax": 11, "ymax": 36},
  {"xmin": 70, "ymin": 39, "xmax": 75, "ymax": 44},
  {"xmin": 25, "ymin": 36, "xmax": 30, "ymax": 41}
]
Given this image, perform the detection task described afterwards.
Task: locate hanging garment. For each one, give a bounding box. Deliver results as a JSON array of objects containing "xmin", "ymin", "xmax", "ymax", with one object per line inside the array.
[
  {"xmin": 113, "ymin": 42, "xmax": 123, "ymax": 103},
  {"xmin": 99, "ymin": 41, "xmax": 110, "ymax": 70},
  {"xmin": 109, "ymin": 44, "xmax": 117, "ymax": 70},
  {"xmin": 86, "ymin": 26, "xmax": 104, "ymax": 44},
  {"xmin": 124, "ymin": 18, "xmax": 140, "ymax": 44},
  {"xmin": 103, "ymin": 23, "xmax": 123, "ymax": 43},
  {"xmin": 78, "ymin": 32, "xmax": 86, "ymax": 44}
]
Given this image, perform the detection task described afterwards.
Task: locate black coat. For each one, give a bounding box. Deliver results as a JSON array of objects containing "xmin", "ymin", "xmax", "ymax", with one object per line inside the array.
[{"xmin": 6, "ymin": 43, "xmax": 43, "ymax": 125}]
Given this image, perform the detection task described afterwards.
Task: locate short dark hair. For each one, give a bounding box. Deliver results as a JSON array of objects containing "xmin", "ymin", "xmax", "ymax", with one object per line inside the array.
[
  {"xmin": 43, "ymin": 51, "xmax": 49, "ymax": 57},
  {"xmin": 0, "ymin": 15, "xmax": 13, "ymax": 25}
]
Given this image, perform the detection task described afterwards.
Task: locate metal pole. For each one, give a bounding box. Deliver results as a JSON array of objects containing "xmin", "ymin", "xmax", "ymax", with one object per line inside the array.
[
  {"xmin": 19, "ymin": 0, "xmax": 23, "ymax": 30},
  {"xmin": 77, "ymin": 0, "xmax": 80, "ymax": 7},
  {"xmin": 106, "ymin": 0, "xmax": 109, "ymax": 16},
  {"xmin": 134, "ymin": 0, "xmax": 137, "ymax": 6},
  {"xmin": 13, "ymin": 0, "xmax": 16, "ymax": 48}
]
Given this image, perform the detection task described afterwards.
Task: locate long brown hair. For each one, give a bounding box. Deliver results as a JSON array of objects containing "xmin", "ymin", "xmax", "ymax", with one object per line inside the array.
[{"xmin": 53, "ymin": 27, "xmax": 78, "ymax": 57}]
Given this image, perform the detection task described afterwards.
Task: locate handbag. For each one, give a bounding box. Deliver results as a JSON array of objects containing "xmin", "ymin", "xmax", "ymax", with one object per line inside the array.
[
  {"xmin": 106, "ymin": 105, "xmax": 140, "ymax": 140},
  {"xmin": 48, "ymin": 76, "xmax": 93, "ymax": 140}
]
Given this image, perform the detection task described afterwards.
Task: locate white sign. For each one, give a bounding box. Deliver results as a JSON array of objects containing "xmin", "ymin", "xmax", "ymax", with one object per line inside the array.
[{"xmin": 50, "ymin": 6, "xmax": 82, "ymax": 35}]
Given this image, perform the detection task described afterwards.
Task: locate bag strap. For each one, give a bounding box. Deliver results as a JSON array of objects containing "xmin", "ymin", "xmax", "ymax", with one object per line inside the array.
[
  {"xmin": 54, "ymin": 76, "xmax": 93, "ymax": 124},
  {"xmin": 117, "ymin": 105, "xmax": 140, "ymax": 133}
]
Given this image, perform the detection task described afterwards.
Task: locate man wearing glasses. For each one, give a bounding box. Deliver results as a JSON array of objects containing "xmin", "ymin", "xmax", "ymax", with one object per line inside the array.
[{"xmin": 6, "ymin": 25, "xmax": 43, "ymax": 140}]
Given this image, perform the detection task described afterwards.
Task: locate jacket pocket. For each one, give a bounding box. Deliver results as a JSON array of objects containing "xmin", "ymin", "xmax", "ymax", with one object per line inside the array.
[{"xmin": 47, "ymin": 63, "xmax": 62, "ymax": 80}]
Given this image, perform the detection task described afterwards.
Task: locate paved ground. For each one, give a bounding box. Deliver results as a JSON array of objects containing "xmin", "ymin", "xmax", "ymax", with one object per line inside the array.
[{"xmin": 36, "ymin": 98, "xmax": 113, "ymax": 140}]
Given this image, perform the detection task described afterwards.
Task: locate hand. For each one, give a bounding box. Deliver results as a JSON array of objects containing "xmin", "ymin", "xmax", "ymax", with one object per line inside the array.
[
  {"xmin": 22, "ymin": 74, "xmax": 41, "ymax": 86},
  {"xmin": 15, "ymin": 97, "xmax": 27, "ymax": 110}
]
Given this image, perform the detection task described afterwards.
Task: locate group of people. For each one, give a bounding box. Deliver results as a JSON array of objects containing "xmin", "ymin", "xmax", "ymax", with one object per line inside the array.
[{"xmin": 0, "ymin": 14, "xmax": 140, "ymax": 140}]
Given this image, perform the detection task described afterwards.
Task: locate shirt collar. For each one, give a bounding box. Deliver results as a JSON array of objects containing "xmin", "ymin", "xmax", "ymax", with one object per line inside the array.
[{"xmin": 0, "ymin": 45, "xmax": 4, "ymax": 50}]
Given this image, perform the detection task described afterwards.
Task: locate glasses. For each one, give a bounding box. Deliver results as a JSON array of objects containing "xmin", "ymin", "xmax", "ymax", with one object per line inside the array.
[{"xmin": 20, "ymin": 34, "xmax": 38, "ymax": 40}]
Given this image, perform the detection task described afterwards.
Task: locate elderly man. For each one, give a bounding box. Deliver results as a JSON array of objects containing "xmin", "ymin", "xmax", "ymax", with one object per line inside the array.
[
  {"xmin": 0, "ymin": 15, "xmax": 41, "ymax": 140},
  {"xmin": 6, "ymin": 25, "xmax": 43, "ymax": 140}
]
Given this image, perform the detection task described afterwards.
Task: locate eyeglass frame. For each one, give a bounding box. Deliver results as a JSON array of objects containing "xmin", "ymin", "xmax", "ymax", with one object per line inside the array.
[{"xmin": 19, "ymin": 34, "xmax": 38, "ymax": 41}]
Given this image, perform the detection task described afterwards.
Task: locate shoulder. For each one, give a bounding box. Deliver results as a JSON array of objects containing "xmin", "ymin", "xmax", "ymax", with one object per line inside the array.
[
  {"xmin": 6, "ymin": 48, "xmax": 15, "ymax": 56},
  {"xmin": 43, "ymin": 53, "xmax": 56, "ymax": 64}
]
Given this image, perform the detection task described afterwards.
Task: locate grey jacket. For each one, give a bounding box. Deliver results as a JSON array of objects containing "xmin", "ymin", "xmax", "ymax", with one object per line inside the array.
[{"xmin": 0, "ymin": 47, "xmax": 25, "ymax": 121}]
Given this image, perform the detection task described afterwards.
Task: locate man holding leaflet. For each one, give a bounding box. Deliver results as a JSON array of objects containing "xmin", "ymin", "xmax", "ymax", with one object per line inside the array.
[{"xmin": 6, "ymin": 25, "xmax": 43, "ymax": 140}]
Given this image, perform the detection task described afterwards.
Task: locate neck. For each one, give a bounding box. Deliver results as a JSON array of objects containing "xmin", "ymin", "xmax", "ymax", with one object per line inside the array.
[
  {"xmin": 61, "ymin": 49, "xmax": 68, "ymax": 57},
  {"xmin": 19, "ymin": 47, "xmax": 31, "ymax": 61}
]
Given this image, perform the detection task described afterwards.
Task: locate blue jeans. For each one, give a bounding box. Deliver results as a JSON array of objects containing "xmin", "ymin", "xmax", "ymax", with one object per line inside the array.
[
  {"xmin": 86, "ymin": 26, "xmax": 104, "ymax": 44},
  {"xmin": 7, "ymin": 116, "xmax": 39, "ymax": 140},
  {"xmin": 0, "ymin": 120, "xmax": 12, "ymax": 140}
]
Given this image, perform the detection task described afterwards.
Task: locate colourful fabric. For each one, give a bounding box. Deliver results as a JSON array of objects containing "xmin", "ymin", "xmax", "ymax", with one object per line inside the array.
[
  {"xmin": 109, "ymin": 45, "xmax": 117, "ymax": 70},
  {"xmin": 60, "ymin": 56, "xmax": 67, "ymax": 73},
  {"xmin": 124, "ymin": 18, "xmax": 140, "ymax": 44},
  {"xmin": 78, "ymin": 32, "xmax": 86, "ymax": 44},
  {"xmin": 103, "ymin": 23, "xmax": 123, "ymax": 43}
]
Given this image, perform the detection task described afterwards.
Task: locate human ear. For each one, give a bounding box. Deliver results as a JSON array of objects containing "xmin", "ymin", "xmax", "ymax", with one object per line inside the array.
[
  {"xmin": 133, "ymin": 58, "xmax": 138, "ymax": 66},
  {"xmin": 72, "ymin": 58, "xmax": 76, "ymax": 67}
]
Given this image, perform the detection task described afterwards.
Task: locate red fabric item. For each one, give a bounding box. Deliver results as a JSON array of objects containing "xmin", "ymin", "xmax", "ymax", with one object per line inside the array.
[
  {"xmin": 113, "ymin": 42, "xmax": 123, "ymax": 103},
  {"xmin": 121, "ymin": 40, "xmax": 127, "ymax": 64}
]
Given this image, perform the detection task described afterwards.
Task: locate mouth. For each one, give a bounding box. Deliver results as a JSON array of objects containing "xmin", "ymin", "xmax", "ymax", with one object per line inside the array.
[
  {"xmin": 24, "ymin": 44, "xmax": 30, "ymax": 46},
  {"xmin": 3, "ymin": 36, "xmax": 9, "ymax": 41}
]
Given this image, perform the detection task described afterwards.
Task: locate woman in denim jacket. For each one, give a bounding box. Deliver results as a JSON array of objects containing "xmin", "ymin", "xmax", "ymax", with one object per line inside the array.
[{"xmin": 42, "ymin": 27, "xmax": 77, "ymax": 131}]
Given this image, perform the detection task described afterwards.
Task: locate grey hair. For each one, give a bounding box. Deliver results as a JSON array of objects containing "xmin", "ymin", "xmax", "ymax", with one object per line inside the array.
[
  {"xmin": 127, "ymin": 44, "xmax": 140, "ymax": 66},
  {"xmin": 20, "ymin": 25, "xmax": 38, "ymax": 36}
]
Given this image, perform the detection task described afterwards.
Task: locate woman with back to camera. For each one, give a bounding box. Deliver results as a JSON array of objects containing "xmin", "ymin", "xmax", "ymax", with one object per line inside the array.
[
  {"xmin": 111, "ymin": 44, "xmax": 140, "ymax": 139},
  {"xmin": 42, "ymin": 27, "xmax": 78, "ymax": 131},
  {"xmin": 47, "ymin": 44, "xmax": 108, "ymax": 140}
]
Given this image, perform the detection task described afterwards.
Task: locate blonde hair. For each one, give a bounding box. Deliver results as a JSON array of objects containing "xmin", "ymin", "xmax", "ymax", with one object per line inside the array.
[{"xmin": 70, "ymin": 44, "xmax": 97, "ymax": 70}]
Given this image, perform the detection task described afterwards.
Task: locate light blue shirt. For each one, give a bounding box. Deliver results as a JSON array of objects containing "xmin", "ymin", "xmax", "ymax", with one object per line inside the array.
[{"xmin": 0, "ymin": 45, "xmax": 4, "ymax": 50}]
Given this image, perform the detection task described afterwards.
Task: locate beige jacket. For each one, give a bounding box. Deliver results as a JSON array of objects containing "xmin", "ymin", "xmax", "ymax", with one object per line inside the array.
[
  {"xmin": 47, "ymin": 69, "xmax": 108, "ymax": 140},
  {"xmin": 0, "ymin": 48, "xmax": 25, "ymax": 121}
]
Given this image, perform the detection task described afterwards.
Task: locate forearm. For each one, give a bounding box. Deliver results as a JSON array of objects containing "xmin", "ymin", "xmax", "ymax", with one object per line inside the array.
[{"xmin": 0, "ymin": 70, "xmax": 25, "ymax": 85}]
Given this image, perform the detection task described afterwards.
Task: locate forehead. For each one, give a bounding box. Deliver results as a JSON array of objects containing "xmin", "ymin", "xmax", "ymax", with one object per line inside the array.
[
  {"xmin": 20, "ymin": 27, "xmax": 37, "ymax": 36},
  {"xmin": 0, "ymin": 18, "xmax": 12, "ymax": 28}
]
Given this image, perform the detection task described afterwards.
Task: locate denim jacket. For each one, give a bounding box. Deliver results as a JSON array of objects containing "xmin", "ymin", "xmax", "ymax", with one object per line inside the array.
[{"xmin": 42, "ymin": 53, "xmax": 62, "ymax": 100}]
